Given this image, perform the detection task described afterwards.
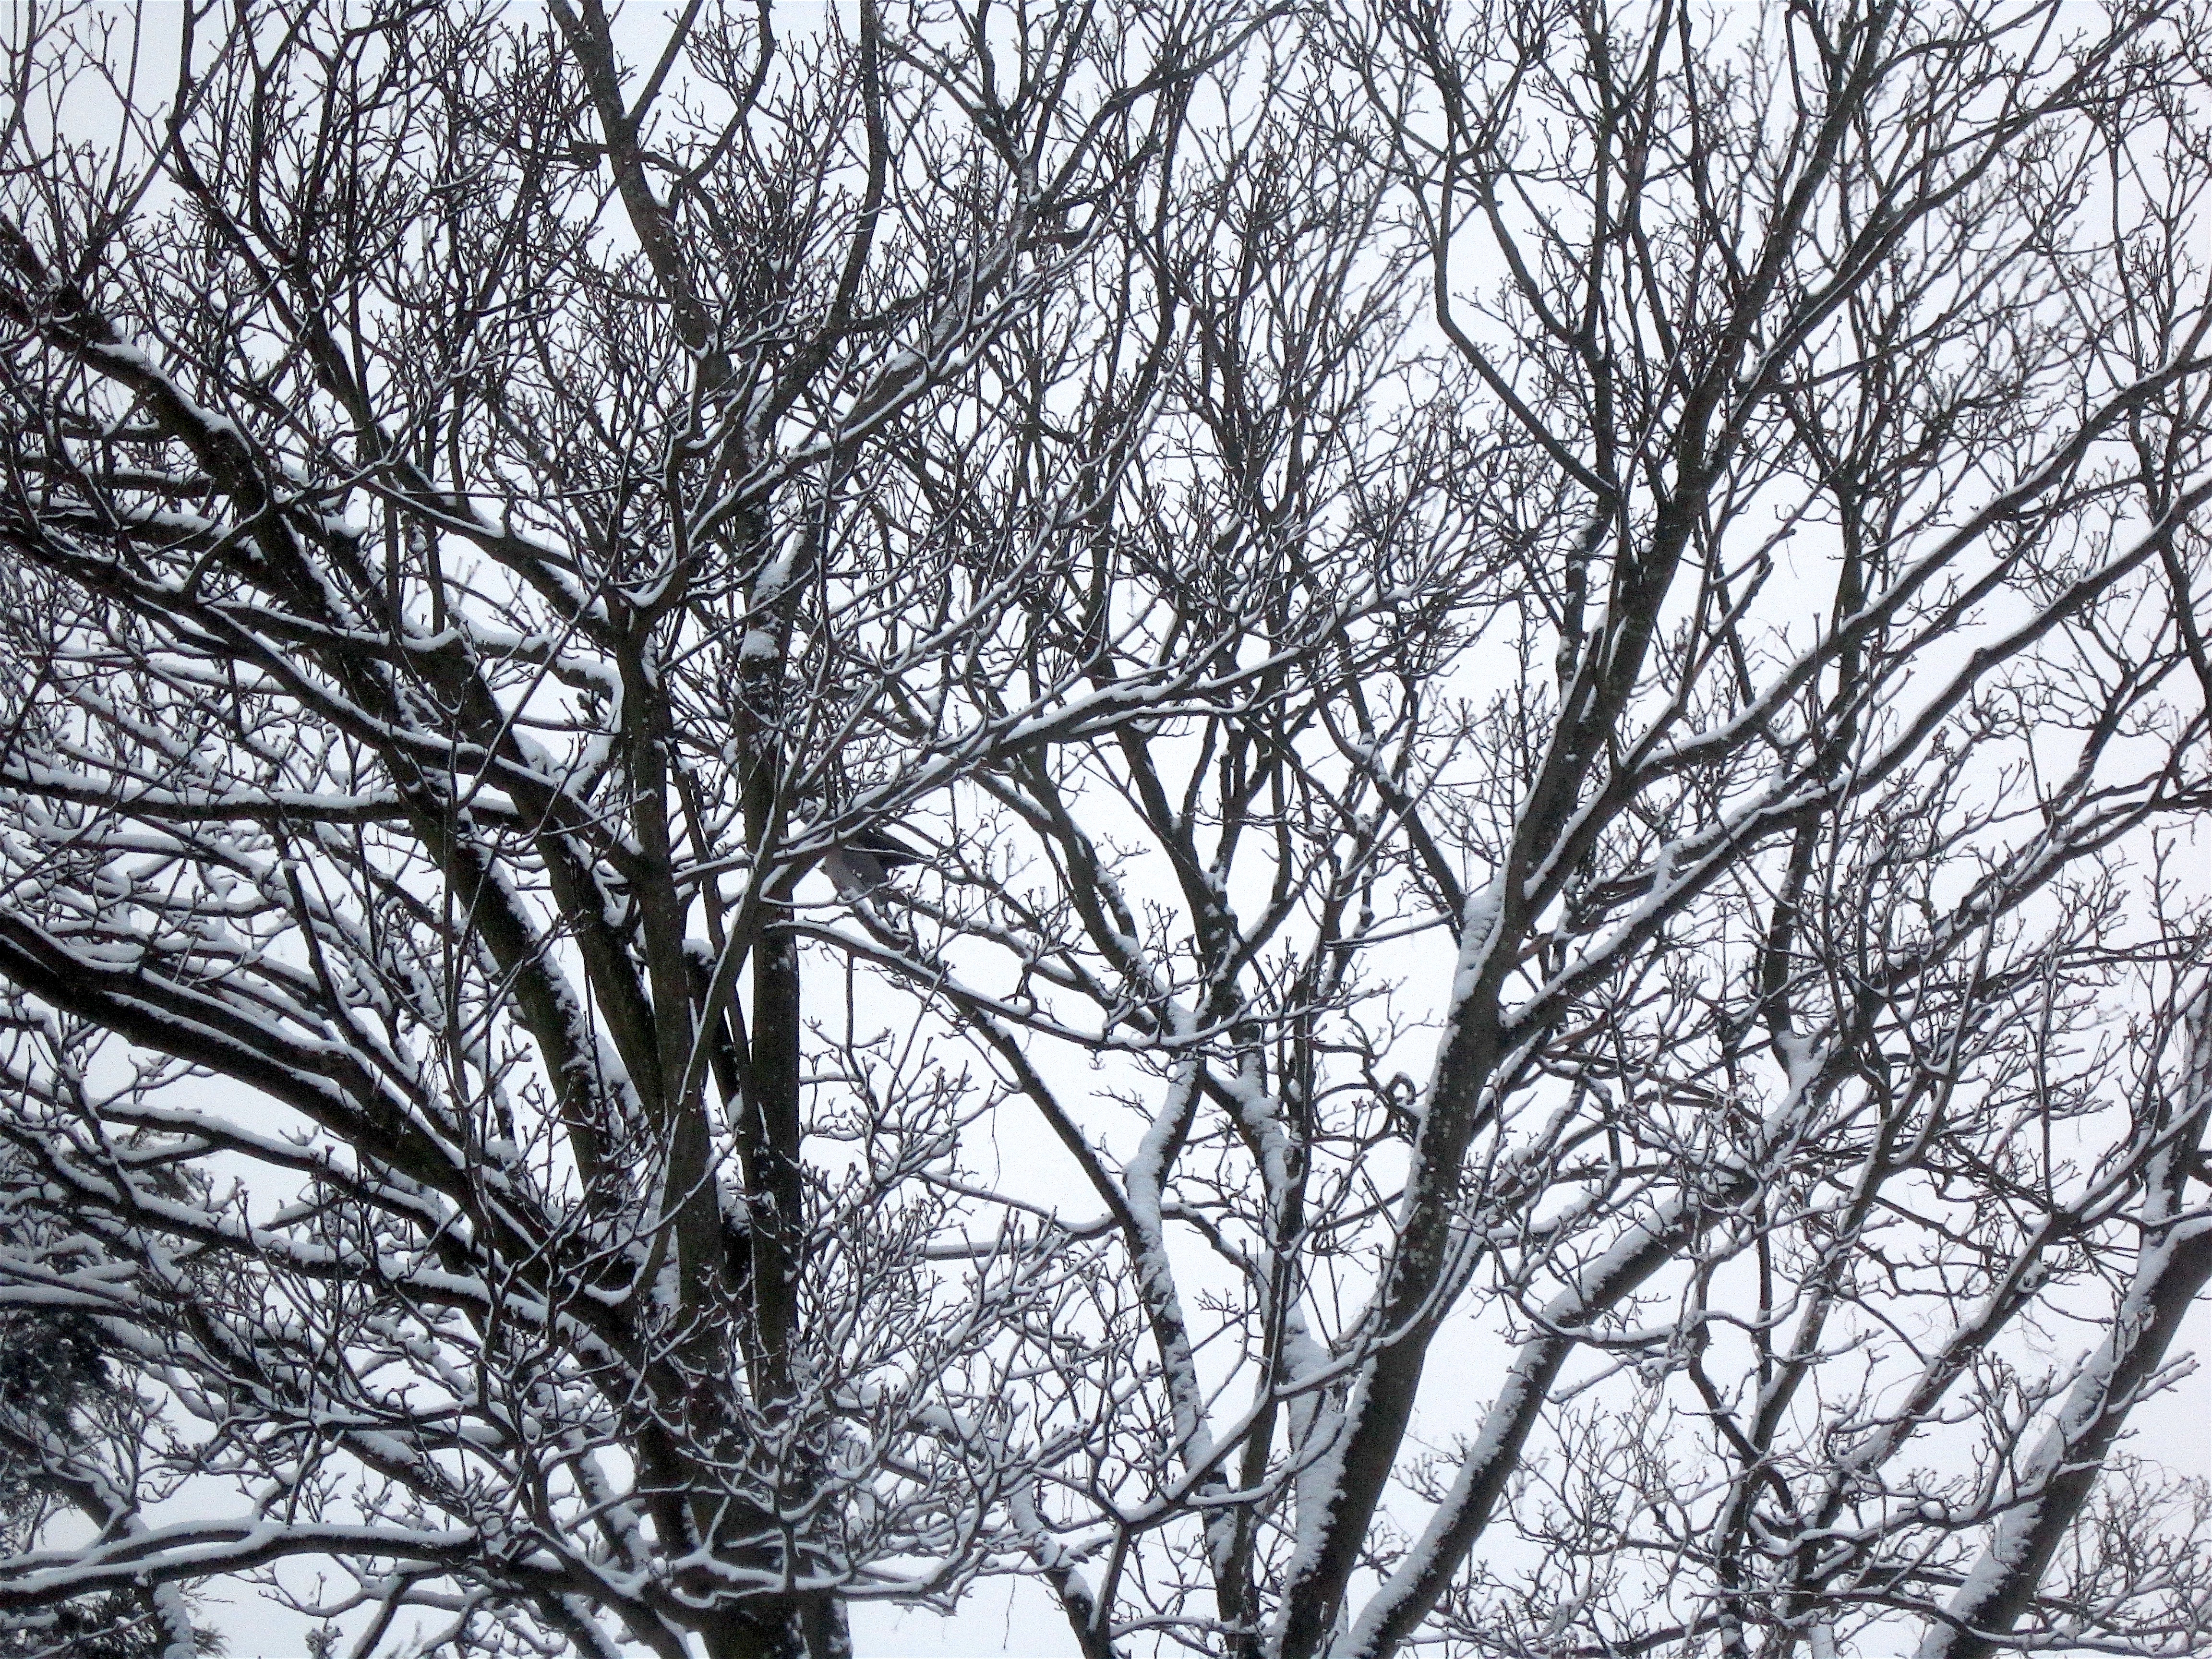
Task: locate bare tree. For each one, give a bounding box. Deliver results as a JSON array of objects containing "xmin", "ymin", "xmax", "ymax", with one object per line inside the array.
[
  {"xmin": 779, "ymin": 4, "xmax": 2212, "ymax": 1659},
  {"xmin": 0, "ymin": 2, "xmax": 1286, "ymax": 1655},
  {"xmin": 1, "ymin": 3, "xmax": 2210, "ymax": 1659}
]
